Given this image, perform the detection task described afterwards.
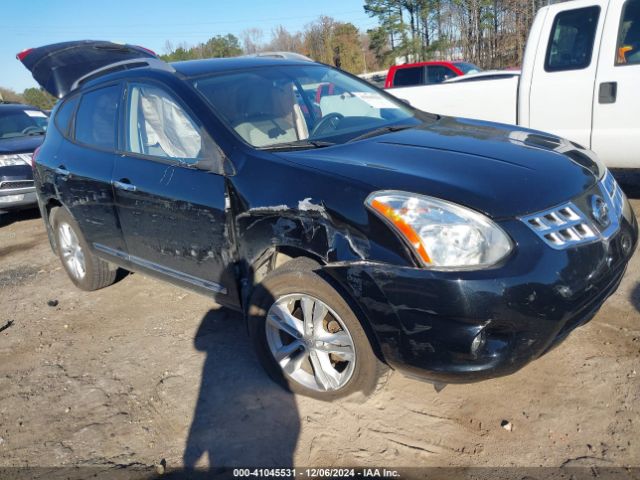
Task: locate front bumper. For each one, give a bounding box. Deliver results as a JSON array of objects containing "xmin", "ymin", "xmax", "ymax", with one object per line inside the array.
[
  {"xmin": 0, "ymin": 188, "xmax": 37, "ymax": 212},
  {"xmin": 324, "ymin": 204, "xmax": 637, "ymax": 384}
]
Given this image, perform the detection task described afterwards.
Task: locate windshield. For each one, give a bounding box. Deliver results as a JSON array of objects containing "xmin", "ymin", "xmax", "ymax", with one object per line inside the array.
[
  {"xmin": 453, "ymin": 62, "xmax": 482, "ymax": 75},
  {"xmin": 0, "ymin": 108, "xmax": 48, "ymax": 139},
  {"xmin": 191, "ymin": 64, "xmax": 425, "ymax": 149}
]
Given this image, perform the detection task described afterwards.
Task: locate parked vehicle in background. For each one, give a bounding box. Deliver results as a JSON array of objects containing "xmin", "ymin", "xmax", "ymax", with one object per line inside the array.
[
  {"xmin": 385, "ymin": 61, "xmax": 481, "ymax": 88},
  {"xmin": 443, "ymin": 70, "xmax": 521, "ymax": 83},
  {"xmin": 358, "ymin": 70, "xmax": 388, "ymax": 88},
  {"xmin": 244, "ymin": 51, "xmax": 313, "ymax": 62},
  {"xmin": 18, "ymin": 41, "xmax": 637, "ymax": 401},
  {"xmin": 0, "ymin": 103, "xmax": 48, "ymax": 214},
  {"xmin": 390, "ymin": 0, "xmax": 640, "ymax": 168}
]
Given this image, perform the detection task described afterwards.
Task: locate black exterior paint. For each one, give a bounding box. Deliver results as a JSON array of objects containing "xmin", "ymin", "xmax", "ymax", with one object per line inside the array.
[{"xmin": 27, "ymin": 53, "xmax": 638, "ymax": 383}]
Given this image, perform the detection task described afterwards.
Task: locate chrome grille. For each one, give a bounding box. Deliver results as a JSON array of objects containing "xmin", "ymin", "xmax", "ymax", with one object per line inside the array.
[
  {"xmin": 521, "ymin": 203, "xmax": 597, "ymax": 249},
  {"xmin": 0, "ymin": 180, "xmax": 34, "ymax": 190},
  {"xmin": 521, "ymin": 170, "xmax": 624, "ymax": 250}
]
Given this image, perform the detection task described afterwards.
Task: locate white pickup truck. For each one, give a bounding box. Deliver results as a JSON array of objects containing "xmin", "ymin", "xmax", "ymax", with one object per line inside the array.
[{"xmin": 389, "ymin": 0, "xmax": 640, "ymax": 168}]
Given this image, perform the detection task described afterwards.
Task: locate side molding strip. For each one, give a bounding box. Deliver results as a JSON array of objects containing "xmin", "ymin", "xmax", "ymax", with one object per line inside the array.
[{"xmin": 94, "ymin": 243, "xmax": 228, "ymax": 295}]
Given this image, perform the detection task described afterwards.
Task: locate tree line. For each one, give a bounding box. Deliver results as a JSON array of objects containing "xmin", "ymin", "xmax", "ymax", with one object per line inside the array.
[
  {"xmin": 364, "ymin": 0, "xmax": 548, "ymax": 69},
  {"xmin": 3, "ymin": 0, "xmax": 548, "ymax": 108},
  {"xmin": 161, "ymin": 0, "xmax": 548, "ymax": 73}
]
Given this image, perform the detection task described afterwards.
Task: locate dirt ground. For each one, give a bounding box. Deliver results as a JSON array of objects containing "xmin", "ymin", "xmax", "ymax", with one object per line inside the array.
[{"xmin": 1, "ymin": 193, "xmax": 639, "ymax": 477}]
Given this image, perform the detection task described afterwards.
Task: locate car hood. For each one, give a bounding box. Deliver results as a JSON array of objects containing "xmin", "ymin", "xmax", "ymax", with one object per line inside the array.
[
  {"xmin": 278, "ymin": 117, "xmax": 602, "ymax": 219},
  {"xmin": 0, "ymin": 135, "xmax": 44, "ymax": 154}
]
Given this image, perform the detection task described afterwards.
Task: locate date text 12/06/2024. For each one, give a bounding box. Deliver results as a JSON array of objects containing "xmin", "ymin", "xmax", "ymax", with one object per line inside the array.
[{"xmin": 232, "ymin": 468, "xmax": 401, "ymax": 478}]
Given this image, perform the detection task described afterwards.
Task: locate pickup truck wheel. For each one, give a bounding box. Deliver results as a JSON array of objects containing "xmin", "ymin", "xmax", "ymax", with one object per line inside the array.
[
  {"xmin": 248, "ymin": 258, "xmax": 387, "ymax": 401},
  {"xmin": 51, "ymin": 207, "xmax": 117, "ymax": 291}
]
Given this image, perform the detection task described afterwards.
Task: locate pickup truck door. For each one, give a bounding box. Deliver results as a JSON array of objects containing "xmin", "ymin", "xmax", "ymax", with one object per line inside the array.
[
  {"xmin": 591, "ymin": 0, "xmax": 640, "ymax": 168},
  {"xmin": 525, "ymin": 0, "xmax": 608, "ymax": 147},
  {"xmin": 110, "ymin": 81, "xmax": 240, "ymax": 308}
]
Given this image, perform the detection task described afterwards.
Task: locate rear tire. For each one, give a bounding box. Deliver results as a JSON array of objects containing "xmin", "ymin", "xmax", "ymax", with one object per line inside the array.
[
  {"xmin": 51, "ymin": 207, "xmax": 117, "ymax": 291},
  {"xmin": 248, "ymin": 257, "xmax": 388, "ymax": 401}
]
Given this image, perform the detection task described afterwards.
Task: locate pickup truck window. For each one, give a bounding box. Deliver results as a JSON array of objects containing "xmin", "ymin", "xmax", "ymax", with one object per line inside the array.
[
  {"xmin": 545, "ymin": 6, "xmax": 600, "ymax": 72},
  {"xmin": 616, "ymin": 0, "xmax": 640, "ymax": 65},
  {"xmin": 393, "ymin": 67, "xmax": 424, "ymax": 87},
  {"xmin": 425, "ymin": 66, "xmax": 455, "ymax": 83}
]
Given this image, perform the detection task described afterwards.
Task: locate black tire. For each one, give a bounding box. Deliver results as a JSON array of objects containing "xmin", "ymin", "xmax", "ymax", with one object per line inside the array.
[
  {"xmin": 50, "ymin": 207, "xmax": 117, "ymax": 291},
  {"xmin": 248, "ymin": 257, "xmax": 388, "ymax": 401}
]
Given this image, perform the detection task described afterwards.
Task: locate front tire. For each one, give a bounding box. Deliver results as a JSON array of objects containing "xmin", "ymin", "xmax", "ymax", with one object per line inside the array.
[
  {"xmin": 51, "ymin": 207, "xmax": 117, "ymax": 291},
  {"xmin": 248, "ymin": 258, "xmax": 387, "ymax": 401}
]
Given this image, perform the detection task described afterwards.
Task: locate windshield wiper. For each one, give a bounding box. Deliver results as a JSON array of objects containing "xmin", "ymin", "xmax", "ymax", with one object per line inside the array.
[
  {"xmin": 347, "ymin": 125, "xmax": 415, "ymax": 143},
  {"xmin": 260, "ymin": 140, "xmax": 334, "ymax": 151}
]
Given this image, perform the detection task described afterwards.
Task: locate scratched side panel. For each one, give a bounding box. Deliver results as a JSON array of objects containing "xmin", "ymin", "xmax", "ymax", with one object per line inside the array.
[
  {"xmin": 229, "ymin": 152, "xmax": 415, "ymax": 271},
  {"xmin": 112, "ymin": 155, "xmax": 240, "ymax": 306},
  {"xmin": 54, "ymin": 139, "xmax": 126, "ymax": 252}
]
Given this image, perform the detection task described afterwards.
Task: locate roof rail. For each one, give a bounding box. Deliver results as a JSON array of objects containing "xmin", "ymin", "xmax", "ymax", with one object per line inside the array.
[{"xmin": 70, "ymin": 58, "xmax": 175, "ymax": 92}]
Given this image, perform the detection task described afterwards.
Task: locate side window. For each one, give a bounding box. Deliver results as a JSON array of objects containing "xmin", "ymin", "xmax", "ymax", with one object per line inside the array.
[
  {"xmin": 75, "ymin": 85, "xmax": 120, "ymax": 150},
  {"xmin": 125, "ymin": 83, "xmax": 204, "ymax": 163},
  {"xmin": 545, "ymin": 6, "xmax": 600, "ymax": 72},
  {"xmin": 393, "ymin": 67, "xmax": 423, "ymax": 87},
  {"xmin": 425, "ymin": 66, "xmax": 456, "ymax": 84},
  {"xmin": 616, "ymin": 0, "xmax": 640, "ymax": 65},
  {"xmin": 54, "ymin": 95, "xmax": 79, "ymax": 137}
]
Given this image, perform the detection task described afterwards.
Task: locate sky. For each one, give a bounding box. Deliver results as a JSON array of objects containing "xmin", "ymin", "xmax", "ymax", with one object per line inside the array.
[{"xmin": 0, "ymin": 0, "xmax": 376, "ymax": 92}]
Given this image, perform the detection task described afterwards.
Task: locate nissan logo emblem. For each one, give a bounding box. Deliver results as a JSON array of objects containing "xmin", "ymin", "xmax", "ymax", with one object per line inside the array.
[{"xmin": 591, "ymin": 195, "xmax": 610, "ymax": 228}]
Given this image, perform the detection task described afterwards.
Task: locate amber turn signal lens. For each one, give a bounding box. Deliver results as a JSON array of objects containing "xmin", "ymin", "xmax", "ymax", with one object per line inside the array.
[{"xmin": 370, "ymin": 198, "xmax": 431, "ymax": 264}]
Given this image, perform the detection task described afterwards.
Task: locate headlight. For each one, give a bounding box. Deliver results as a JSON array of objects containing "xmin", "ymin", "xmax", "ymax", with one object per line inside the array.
[
  {"xmin": 366, "ymin": 191, "xmax": 512, "ymax": 269},
  {"xmin": 0, "ymin": 154, "xmax": 32, "ymax": 167}
]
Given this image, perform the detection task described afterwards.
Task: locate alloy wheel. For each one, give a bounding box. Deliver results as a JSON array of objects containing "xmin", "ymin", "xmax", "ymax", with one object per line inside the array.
[
  {"xmin": 58, "ymin": 222, "xmax": 86, "ymax": 280},
  {"xmin": 265, "ymin": 293, "xmax": 356, "ymax": 392}
]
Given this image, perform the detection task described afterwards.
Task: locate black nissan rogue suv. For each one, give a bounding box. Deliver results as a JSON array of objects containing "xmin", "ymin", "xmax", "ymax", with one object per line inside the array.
[{"xmin": 18, "ymin": 41, "xmax": 637, "ymax": 400}]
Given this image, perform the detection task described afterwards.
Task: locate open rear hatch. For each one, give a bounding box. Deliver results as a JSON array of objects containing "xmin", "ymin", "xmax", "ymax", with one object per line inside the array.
[{"xmin": 17, "ymin": 40, "xmax": 159, "ymax": 98}]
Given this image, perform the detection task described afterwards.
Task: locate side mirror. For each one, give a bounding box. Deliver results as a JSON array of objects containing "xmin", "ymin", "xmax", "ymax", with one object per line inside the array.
[{"xmin": 193, "ymin": 144, "xmax": 235, "ymax": 175}]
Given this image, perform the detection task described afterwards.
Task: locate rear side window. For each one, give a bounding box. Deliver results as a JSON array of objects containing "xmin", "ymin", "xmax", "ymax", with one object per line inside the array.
[
  {"xmin": 54, "ymin": 95, "xmax": 79, "ymax": 137},
  {"xmin": 616, "ymin": 0, "xmax": 640, "ymax": 65},
  {"xmin": 75, "ymin": 85, "xmax": 120, "ymax": 150},
  {"xmin": 393, "ymin": 67, "xmax": 423, "ymax": 87},
  {"xmin": 545, "ymin": 6, "xmax": 600, "ymax": 71}
]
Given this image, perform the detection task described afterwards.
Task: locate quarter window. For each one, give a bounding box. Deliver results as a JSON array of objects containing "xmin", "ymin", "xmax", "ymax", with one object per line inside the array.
[
  {"xmin": 545, "ymin": 6, "xmax": 600, "ymax": 72},
  {"xmin": 54, "ymin": 95, "xmax": 78, "ymax": 137},
  {"xmin": 125, "ymin": 84, "xmax": 203, "ymax": 163},
  {"xmin": 75, "ymin": 85, "xmax": 120, "ymax": 150},
  {"xmin": 616, "ymin": 0, "xmax": 640, "ymax": 65}
]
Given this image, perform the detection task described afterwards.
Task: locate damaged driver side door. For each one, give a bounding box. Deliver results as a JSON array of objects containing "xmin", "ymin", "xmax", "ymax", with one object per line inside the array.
[{"xmin": 111, "ymin": 81, "xmax": 239, "ymax": 308}]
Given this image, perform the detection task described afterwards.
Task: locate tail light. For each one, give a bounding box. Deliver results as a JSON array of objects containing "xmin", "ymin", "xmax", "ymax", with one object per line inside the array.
[
  {"xmin": 30, "ymin": 146, "xmax": 41, "ymax": 169},
  {"xmin": 16, "ymin": 48, "xmax": 33, "ymax": 62}
]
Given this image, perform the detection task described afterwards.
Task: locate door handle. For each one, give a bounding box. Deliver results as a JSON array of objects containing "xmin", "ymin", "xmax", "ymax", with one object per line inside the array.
[
  {"xmin": 598, "ymin": 82, "xmax": 617, "ymax": 104},
  {"xmin": 55, "ymin": 165, "xmax": 70, "ymax": 177},
  {"xmin": 112, "ymin": 179, "xmax": 137, "ymax": 192}
]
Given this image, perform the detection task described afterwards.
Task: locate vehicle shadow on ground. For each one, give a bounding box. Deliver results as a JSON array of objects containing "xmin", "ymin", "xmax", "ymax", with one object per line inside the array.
[
  {"xmin": 630, "ymin": 282, "xmax": 640, "ymax": 314},
  {"xmin": 611, "ymin": 169, "xmax": 640, "ymax": 199},
  {"xmin": 0, "ymin": 207, "xmax": 40, "ymax": 227},
  {"xmin": 173, "ymin": 305, "xmax": 300, "ymax": 476}
]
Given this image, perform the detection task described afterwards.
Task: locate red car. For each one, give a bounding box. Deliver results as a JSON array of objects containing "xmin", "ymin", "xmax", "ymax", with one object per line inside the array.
[{"xmin": 385, "ymin": 61, "xmax": 481, "ymax": 88}]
